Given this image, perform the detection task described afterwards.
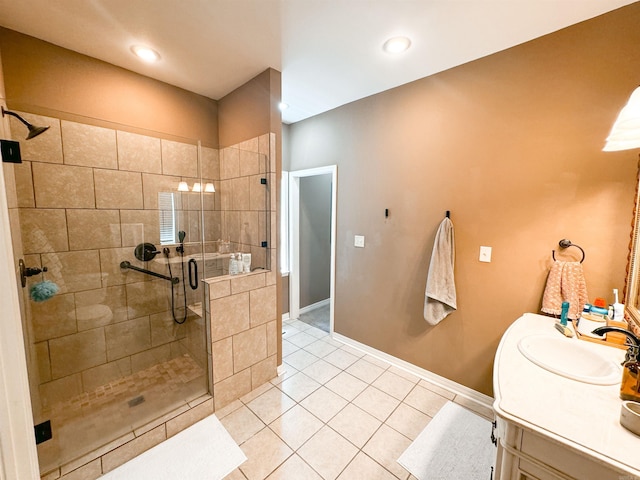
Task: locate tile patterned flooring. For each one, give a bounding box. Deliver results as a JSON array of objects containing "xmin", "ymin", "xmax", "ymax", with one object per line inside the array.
[
  {"xmin": 219, "ymin": 318, "xmax": 493, "ymax": 480},
  {"xmin": 38, "ymin": 354, "xmax": 207, "ymax": 474}
]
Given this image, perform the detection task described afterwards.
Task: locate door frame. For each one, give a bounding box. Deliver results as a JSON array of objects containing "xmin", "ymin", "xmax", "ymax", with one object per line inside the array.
[{"xmin": 288, "ymin": 165, "xmax": 337, "ymax": 333}]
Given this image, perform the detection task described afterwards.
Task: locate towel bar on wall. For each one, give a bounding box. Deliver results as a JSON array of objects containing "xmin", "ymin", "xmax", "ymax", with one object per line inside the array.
[{"xmin": 552, "ymin": 239, "xmax": 585, "ymax": 263}]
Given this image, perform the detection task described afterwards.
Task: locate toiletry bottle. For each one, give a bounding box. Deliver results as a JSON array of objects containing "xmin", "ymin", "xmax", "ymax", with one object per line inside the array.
[
  {"xmin": 620, "ymin": 345, "xmax": 640, "ymax": 402},
  {"xmin": 229, "ymin": 254, "xmax": 237, "ymax": 275},
  {"xmin": 613, "ymin": 288, "xmax": 625, "ymax": 321},
  {"xmin": 560, "ymin": 301, "xmax": 569, "ymax": 326}
]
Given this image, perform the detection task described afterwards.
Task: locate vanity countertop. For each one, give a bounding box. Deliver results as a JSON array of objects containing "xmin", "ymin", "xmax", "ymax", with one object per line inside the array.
[{"xmin": 493, "ymin": 313, "xmax": 640, "ymax": 476}]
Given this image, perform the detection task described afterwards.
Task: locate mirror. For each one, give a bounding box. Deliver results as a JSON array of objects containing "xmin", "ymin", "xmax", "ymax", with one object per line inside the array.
[{"xmin": 625, "ymin": 158, "xmax": 640, "ymax": 332}]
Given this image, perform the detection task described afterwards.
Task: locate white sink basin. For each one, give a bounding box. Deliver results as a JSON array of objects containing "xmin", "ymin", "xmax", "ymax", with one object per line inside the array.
[{"xmin": 517, "ymin": 334, "xmax": 622, "ymax": 385}]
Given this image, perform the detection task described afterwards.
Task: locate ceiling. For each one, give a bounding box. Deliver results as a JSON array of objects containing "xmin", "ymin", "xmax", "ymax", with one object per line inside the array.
[{"xmin": 0, "ymin": 0, "xmax": 635, "ymax": 124}]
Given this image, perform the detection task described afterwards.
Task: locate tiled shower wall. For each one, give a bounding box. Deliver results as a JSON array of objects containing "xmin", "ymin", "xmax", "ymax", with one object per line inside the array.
[{"xmin": 7, "ymin": 111, "xmax": 219, "ymax": 415}]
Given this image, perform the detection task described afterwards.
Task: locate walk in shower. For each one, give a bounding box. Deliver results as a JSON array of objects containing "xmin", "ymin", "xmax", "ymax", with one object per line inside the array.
[{"xmin": 3, "ymin": 110, "xmax": 270, "ymax": 474}]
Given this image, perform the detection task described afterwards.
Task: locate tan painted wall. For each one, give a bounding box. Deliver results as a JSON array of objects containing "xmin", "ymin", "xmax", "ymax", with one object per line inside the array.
[
  {"xmin": 0, "ymin": 28, "xmax": 218, "ymax": 146},
  {"xmin": 218, "ymin": 68, "xmax": 281, "ymax": 148},
  {"xmin": 287, "ymin": 4, "xmax": 640, "ymax": 396}
]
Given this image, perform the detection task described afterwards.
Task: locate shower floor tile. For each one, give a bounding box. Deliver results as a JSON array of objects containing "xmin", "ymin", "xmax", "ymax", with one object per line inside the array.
[{"xmin": 37, "ymin": 354, "xmax": 207, "ymax": 474}]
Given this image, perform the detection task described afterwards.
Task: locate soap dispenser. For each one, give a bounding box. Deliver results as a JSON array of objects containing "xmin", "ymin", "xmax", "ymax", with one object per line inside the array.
[
  {"xmin": 592, "ymin": 326, "xmax": 640, "ymax": 401},
  {"xmin": 620, "ymin": 345, "xmax": 640, "ymax": 402}
]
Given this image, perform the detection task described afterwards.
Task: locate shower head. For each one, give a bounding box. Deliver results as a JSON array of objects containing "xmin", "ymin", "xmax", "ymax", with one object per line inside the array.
[
  {"xmin": 178, "ymin": 231, "xmax": 186, "ymax": 243},
  {"xmin": 1, "ymin": 107, "xmax": 50, "ymax": 140}
]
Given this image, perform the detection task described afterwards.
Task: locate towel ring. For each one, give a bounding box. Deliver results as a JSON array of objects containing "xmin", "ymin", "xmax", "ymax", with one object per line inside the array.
[{"xmin": 552, "ymin": 239, "xmax": 585, "ymax": 263}]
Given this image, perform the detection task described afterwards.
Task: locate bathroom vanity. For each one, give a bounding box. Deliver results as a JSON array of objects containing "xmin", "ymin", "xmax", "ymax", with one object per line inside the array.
[{"xmin": 493, "ymin": 313, "xmax": 640, "ymax": 480}]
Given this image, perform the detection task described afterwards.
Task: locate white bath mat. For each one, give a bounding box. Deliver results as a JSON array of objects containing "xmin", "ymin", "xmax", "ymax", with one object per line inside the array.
[
  {"xmin": 397, "ymin": 401, "xmax": 495, "ymax": 480},
  {"xmin": 100, "ymin": 414, "xmax": 246, "ymax": 480}
]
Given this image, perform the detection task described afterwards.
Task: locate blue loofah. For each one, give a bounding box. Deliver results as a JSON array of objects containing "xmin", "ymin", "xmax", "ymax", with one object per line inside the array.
[{"xmin": 29, "ymin": 281, "xmax": 59, "ymax": 302}]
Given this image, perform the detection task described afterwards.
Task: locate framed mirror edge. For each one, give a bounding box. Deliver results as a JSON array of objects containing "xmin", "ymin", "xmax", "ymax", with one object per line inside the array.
[{"xmin": 625, "ymin": 155, "xmax": 640, "ymax": 335}]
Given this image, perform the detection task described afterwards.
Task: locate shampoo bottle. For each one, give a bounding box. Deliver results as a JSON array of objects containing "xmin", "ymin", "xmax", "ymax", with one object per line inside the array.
[
  {"xmin": 229, "ymin": 254, "xmax": 238, "ymax": 275},
  {"xmin": 613, "ymin": 288, "xmax": 625, "ymax": 321}
]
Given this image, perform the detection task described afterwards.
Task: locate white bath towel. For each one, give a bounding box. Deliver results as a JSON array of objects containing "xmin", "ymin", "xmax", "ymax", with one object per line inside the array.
[{"xmin": 424, "ymin": 217, "xmax": 457, "ymax": 325}]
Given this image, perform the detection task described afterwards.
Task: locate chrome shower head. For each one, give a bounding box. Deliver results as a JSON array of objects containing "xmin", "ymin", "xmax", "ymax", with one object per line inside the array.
[{"xmin": 2, "ymin": 107, "xmax": 50, "ymax": 140}]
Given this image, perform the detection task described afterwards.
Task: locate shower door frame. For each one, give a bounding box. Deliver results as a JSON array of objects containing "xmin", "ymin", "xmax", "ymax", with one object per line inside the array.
[{"xmin": 0, "ymin": 163, "xmax": 40, "ymax": 479}]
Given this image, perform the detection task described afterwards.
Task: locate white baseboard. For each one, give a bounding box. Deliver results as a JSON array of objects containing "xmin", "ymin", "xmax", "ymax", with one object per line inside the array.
[
  {"xmin": 299, "ymin": 298, "xmax": 330, "ymax": 315},
  {"xmin": 331, "ymin": 332, "xmax": 494, "ymax": 411},
  {"xmin": 282, "ymin": 312, "xmax": 290, "ymax": 322}
]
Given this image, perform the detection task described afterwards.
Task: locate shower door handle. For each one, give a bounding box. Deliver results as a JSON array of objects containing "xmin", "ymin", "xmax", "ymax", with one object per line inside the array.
[{"xmin": 188, "ymin": 259, "xmax": 198, "ymax": 290}]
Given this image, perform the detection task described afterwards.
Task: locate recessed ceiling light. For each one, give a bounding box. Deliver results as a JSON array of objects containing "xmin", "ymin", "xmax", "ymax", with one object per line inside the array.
[
  {"xmin": 130, "ymin": 45, "xmax": 161, "ymax": 63},
  {"xmin": 382, "ymin": 36, "xmax": 412, "ymax": 54},
  {"xmin": 279, "ymin": 102, "xmax": 289, "ymax": 111}
]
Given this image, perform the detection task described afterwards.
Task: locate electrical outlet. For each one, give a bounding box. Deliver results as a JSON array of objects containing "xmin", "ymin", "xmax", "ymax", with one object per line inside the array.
[
  {"xmin": 479, "ymin": 246, "xmax": 492, "ymax": 262},
  {"xmin": 354, "ymin": 235, "xmax": 365, "ymax": 248}
]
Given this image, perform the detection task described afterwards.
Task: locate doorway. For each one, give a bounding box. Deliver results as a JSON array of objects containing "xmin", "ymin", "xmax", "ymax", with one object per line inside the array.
[{"xmin": 288, "ymin": 166, "xmax": 337, "ymax": 333}]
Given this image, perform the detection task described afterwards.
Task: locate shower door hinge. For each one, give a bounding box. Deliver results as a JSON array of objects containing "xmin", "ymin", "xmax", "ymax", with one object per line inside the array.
[
  {"xmin": 261, "ymin": 241, "xmax": 268, "ymax": 248},
  {"xmin": 260, "ymin": 178, "xmax": 267, "ymax": 185},
  {"xmin": 34, "ymin": 420, "xmax": 52, "ymax": 444}
]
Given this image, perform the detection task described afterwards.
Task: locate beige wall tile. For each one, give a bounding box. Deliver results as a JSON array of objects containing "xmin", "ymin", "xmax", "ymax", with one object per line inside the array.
[
  {"xmin": 130, "ymin": 344, "xmax": 171, "ymax": 373},
  {"xmin": 61, "ymin": 121, "xmax": 117, "ymax": 169},
  {"xmin": 105, "ymin": 316, "xmax": 152, "ymax": 361},
  {"xmin": 32, "ymin": 163, "xmax": 95, "ymax": 208},
  {"xmin": 239, "ymin": 150, "xmax": 261, "ymax": 177},
  {"xmin": 208, "ymin": 279, "xmax": 230, "ymax": 299},
  {"xmin": 233, "ymin": 324, "xmax": 267, "ymax": 372},
  {"xmin": 250, "ymin": 285, "xmax": 277, "ymax": 327},
  {"xmin": 231, "ymin": 176, "xmax": 250, "ymax": 210},
  {"xmin": 35, "ymin": 341, "xmax": 51, "ymax": 383},
  {"xmin": 214, "ymin": 368, "xmax": 252, "ymax": 411},
  {"xmin": 210, "ymin": 292, "xmax": 250, "ymax": 341},
  {"xmin": 49, "ymin": 328, "xmax": 107, "ymax": 379},
  {"xmin": 99, "ymin": 247, "xmax": 149, "ymax": 286},
  {"xmin": 127, "ymin": 345, "xmax": 173, "ymax": 373},
  {"xmin": 142, "ymin": 173, "xmax": 181, "ymax": 209},
  {"xmin": 117, "ymin": 130, "xmax": 161, "ymax": 173},
  {"xmin": 258, "ymin": 134, "xmax": 270, "ymax": 157},
  {"xmin": 219, "ymin": 179, "xmax": 231, "ymax": 211},
  {"xmin": 212, "ymin": 337, "xmax": 233, "ymax": 383},
  {"xmin": 59, "ymin": 458, "xmax": 101, "ymax": 480},
  {"xmin": 165, "ymin": 397, "xmax": 213, "ymax": 438},
  {"xmin": 101, "ymin": 425, "xmax": 166, "ymax": 473},
  {"xmin": 81, "ymin": 358, "xmax": 131, "ymax": 392},
  {"xmin": 240, "ymin": 211, "xmax": 260, "ymax": 246},
  {"xmin": 150, "ymin": 311, "xmax": 186, "ymax": 346},
  {"xmin": 161, "ymin": 140, "xmax": 198, "ymax": 177},
  {"xmin": 249, "ymin": 174, "xmax": 267, "ymax": 211},
  {"xmin": 94, "ymin": 169, "xmax": 143, "ymax": 209},
  {"xmin": 266, "ymin": 320, "xmax": 277, "ymax": 357},
  {"xmin": 74, "ymin": 285, "xmax": 127, "ymax": 328},
  {"xmin": 220, "ymin": 147, "xmax": 239, "ymax": 180},
  {"xmin": 203, "ymin": 210, "xmax": 221, "ymax": 242},
  {"xmin": 14, "ymin": 161, "xmax": 35, "ymax": 207},
  {"xmin": 238, "ymin": 138, "xmax": 259, "ymax": 153},
  {"xmin": 251, "ymin": 354, "xmax": 277, "ymax": 389},
  {"xmin": 30, "ymin": 293, "xmax": 77, "ymax": 341},
  {"xmin": 125, "ymin": 280, "xmax": 169, "ymax": 318},
  {"xmin": 222, "ymin": 211, "xmax": 240, "ymax": 244},
  {"xmin": 42, "ymin": 250, "xmax": 102, "ymax": 294},
  {"xmin": 39, "ymin": 373, "xmax": 82, "ymax": 408},
  {"xmin": 19, "ymin": 208, "xmax": 68, "ymax": 253},
  {"xmin": 9, "ymin": 112, "xmax": 63, "ymax": 164},
  {"xmin": 67, "ymin": 209, "xmax": 121, "ymax": 250},
  {"xmin": 120, "ymin": 209, "xmax": 160, "ymax": 247},
  {"xmin": 230, "ymin": 272, "xmax": 265, "ymax": 294},
  {"xmin": 201, "ymin": 146, "xmax": 220, "ymax": 180}
]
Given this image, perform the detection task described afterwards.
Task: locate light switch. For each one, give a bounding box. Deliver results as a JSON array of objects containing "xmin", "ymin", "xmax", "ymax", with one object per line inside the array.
[
  {"xmin": 479, "ymin": 246, "xmax": 492, "ymax": 262},
  {"xmin": 354, "ymin": 235, "xmax": 365, "ymax": 248}
]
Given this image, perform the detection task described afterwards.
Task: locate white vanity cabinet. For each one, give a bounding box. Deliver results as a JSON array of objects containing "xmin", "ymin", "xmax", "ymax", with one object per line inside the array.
[
  {"xmin": 493, "ymin": 314, "xmax": 640, "ymax": 480},
  {"xmin": 494, "ymin": 416, "xmax": 626, "ymax": 480}
]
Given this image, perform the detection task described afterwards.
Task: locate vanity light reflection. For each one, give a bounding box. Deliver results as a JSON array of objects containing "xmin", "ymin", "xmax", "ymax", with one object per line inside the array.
[{"xmin": 177, "ymin": 182, "xmax": 215, "ymax": 193}]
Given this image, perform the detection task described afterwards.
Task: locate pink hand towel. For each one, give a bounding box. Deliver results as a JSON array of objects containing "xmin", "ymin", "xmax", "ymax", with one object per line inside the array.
[{"xmin": 541, "ymin": 261, "xmax": 588, "ymax": 320}]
